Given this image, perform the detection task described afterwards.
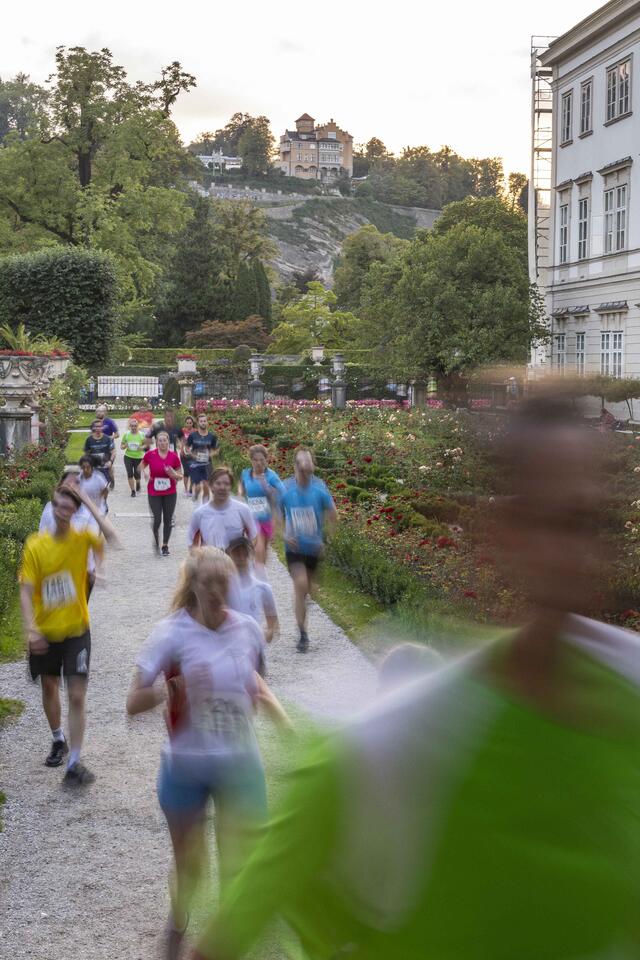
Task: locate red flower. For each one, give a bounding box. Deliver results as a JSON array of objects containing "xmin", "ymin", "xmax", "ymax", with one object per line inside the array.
[
  {"xmin": 463, "ymin": 590, "xmax": 478, "ymax": 599},
  {"xmin": 363, "ymin": 455, "xmax": 373, "ymax": 463},
  {"xmin": 622, "ymin": 609, "xmax": 640, "ymax": 619},
  {"xmin": 436, "ymin": 536, "xmax": 454, "ymax": 549},
  {"xmin": 347, "ymin": 459, "xmax": 354, "ymax": 465},
  {"xmin": 366, "ymin": 518, "xmax": 372, "ymax": 525}
]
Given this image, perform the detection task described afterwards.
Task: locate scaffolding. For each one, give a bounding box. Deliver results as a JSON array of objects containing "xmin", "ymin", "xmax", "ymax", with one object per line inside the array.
[{"xmin": 529, "ymin": 36, "xmax": 555, "ymax": 371}]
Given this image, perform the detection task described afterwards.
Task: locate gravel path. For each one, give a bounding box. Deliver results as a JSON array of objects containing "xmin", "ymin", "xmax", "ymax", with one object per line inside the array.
[{"xmin": 0, "ymin": 426, "xmax": 375, "ymax": 959}]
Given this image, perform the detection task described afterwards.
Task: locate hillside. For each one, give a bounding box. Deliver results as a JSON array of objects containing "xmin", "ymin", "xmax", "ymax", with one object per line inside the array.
[{"xmin": 264, "ymin": 196, "xmax": 440, "ymax": 283}]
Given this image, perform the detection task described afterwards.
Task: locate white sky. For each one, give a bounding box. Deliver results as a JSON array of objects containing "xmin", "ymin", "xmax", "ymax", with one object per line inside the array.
[{"xmin": 1, "ymin": 0, "xmax": 597, "ymax": 175}]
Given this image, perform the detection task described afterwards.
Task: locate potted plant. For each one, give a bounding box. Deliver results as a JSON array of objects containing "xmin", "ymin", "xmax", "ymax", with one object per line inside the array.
[{"xmin": 176, "ymin": 353, "xmax": 198, "ymax": 374}]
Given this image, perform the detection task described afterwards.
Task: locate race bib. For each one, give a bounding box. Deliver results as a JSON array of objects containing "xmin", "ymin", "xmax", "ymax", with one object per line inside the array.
[
  {"xmin": 154, "ymin": 477, "xmax": 171, "ymax": 492},
  {"xmin": 42, "ymin": 571, "xmax": 77, "ymax": 610},
  {"xmin": 196, "ymin": 450, "xmax": 209, "ymax": 463},
  {"xmin": 290, "ymin": 506, "xmax": 318, "ymax": 537},
  {"xmin": 248, "ymin": 496, "xmax": 269, "ymax": 515},
  {"xmin": 194, "ymin": 697, "xmax": 251, "ymax": 745},
  {"xmin": 127, "ymin": 441, "xmax": 140, "ymax": 451}
]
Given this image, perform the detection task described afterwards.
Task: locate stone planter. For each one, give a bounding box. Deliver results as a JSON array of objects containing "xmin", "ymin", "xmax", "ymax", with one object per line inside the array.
[
  {"xmin": 48, "ymin": 355, "xmax": 71, "ymax": 378},
  {"xmin": 0, "ymin": 354, "xmax": 50, "ymax": 454},
  {"xmin": 177, "ymin": 357, "xmax": 197, "ymax": 374}
]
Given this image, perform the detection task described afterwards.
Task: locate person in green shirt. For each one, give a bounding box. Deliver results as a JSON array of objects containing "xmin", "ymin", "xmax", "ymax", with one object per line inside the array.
[
  {"xmin": 191, "ymin": 397, "xmax": 640, "ymax": 960},
  {"xmin": 120, "ymin": 417, "xmax": 145, "ymax": 498}
]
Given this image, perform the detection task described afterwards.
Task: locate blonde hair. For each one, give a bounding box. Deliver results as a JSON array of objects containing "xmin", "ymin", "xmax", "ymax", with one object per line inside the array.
[
  {"xmin": 171, "ymin": 547, "xmax": 235, "ymax": 613},
  {"xmin": 249, "ymin": 444, "xmax": 268, "ymax": 459}
]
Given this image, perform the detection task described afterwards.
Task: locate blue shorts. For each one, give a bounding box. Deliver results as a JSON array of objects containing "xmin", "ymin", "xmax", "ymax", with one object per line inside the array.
[
  {"xmin": 189, "ymin": 463, "xmax": 209, "ymax": 485},
  {"xmin": 157, "ymin": 750, "xmax": 267, "ymax": 817}
]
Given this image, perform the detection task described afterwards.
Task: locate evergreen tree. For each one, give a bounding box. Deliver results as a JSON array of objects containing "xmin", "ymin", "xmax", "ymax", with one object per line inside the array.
[
  {"xmin": 253, "ymin": 260, "xmax": 272, "ymax": 328},
  {"xmin": 156, "ymin": 196, "xmax": 225, "ymax": 343},
  {"xmin": 230, "ymin": 260, "xmax": 259, "ymax": 321}
]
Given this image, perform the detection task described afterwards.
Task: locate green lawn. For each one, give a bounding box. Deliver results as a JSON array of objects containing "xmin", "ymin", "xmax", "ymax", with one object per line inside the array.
[
  {"xmin": 0, "ymin": 592, "xmax": 23, "ymax": 663},
  {"xmin": 65, "ymin": 428, "xmax": 89, "ymax": 463}
]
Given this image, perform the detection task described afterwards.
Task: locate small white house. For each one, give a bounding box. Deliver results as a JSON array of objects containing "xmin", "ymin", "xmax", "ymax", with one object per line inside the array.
[{"xmin": 196, "ymin": 152, "xmax": 243, "ymax": 173}]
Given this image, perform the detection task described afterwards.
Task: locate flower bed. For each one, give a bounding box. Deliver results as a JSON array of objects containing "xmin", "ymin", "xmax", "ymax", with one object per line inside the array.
[{"xmin": 202, "ymin": 402, "xmax": 640, "ymax": 632}]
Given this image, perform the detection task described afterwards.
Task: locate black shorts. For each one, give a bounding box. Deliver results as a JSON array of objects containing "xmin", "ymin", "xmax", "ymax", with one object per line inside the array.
[
  {"xmin": 285, "ymin": 551, "xmax": 320, "ymax": 573},
  {"xmin": 29, "ymin": 631, "xmax": 91, "ymax": 682},
  {"xmin": 123, "ymin": 455, "xmax": 142, "ymax": 478}
]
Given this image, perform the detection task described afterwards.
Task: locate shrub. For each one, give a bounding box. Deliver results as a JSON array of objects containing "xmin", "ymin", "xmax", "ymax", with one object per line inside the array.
[
  {"xmin": 233, "ymin": 344, "xmax": 253, "ymax": 363},
  {"xmin": 186, "ymin": 316, "xmax": 271, "ymax": 350},
  {"xmin": 0, "ymin": 249, "xmax": 118, "ymax": 367},
  {"xmin": 0, "ymin": 536, "xmax": 20, "ymax": 626},
  {"xmin": 12, "ymin": 471, "xmax": 57, "ymax": 505},
  {"xmin": 411, "ymin": 496, "xmax": 463, "ymax": 523},
  {"xmin": 327, "ymin": 526, "xmax": 418, "ymax": 605},
  {"xmin": 0, "ymin": 499, "xmax": 42, "ymax": 542}
]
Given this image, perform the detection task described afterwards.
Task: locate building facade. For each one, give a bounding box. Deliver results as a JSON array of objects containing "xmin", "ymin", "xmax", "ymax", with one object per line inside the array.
[
  {"xmin": 195, "ymin": 151, "xmax": 243, "ymax": 172},
  {"xmin": 279, "ymin": 114, "xmax": 353, "ymax": 181},
  {"xmin": 536, "ymin": 0, "xmax": 640, "ymax": 379}
]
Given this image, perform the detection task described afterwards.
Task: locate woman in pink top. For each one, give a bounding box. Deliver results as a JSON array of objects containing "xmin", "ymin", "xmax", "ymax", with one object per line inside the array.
[{"xmin": 142, "ymin": 430, "xmax": 183, "ymax": 556}]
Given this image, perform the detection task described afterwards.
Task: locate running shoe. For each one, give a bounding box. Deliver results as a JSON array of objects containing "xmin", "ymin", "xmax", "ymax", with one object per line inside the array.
[
  {"xmin": 296, "ymin": 630, "xmax": 309, "ymax": 653},
  {"xmin": 163, "ymin": 914, "xmax": 188, "ymax": 960},
  {"xmin": 45, "ymin": 738, "xmax": 68, "ymax": 767},
  {"xmin": 161, "ymin": 545, "xmax": 170, "ymax": 557},
  {"xmin": 136, "ymin": 481, "xmax": 141, "ymax": 492},
  {"xmin": 63, "ymin": 762, "xmax": 95, "ymax": 786},
  {"xmin": 131, "ymin": 490, "xmax": 136, "ymax": 498}
]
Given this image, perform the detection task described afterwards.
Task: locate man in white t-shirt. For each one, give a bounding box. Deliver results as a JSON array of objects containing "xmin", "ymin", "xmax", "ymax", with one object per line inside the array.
[
  {"xmin": 39, "ymin": 470, "xmax": 102, "ymax": 593},
  {"xmin": 226, "ymin": 537, "xmax": 279, "ymax": 645},
  {"xmin": 188, "ymin": 467, "xmax": 257, "ymax": 551},
  {"xmin": 78, "ymin": 456, "xmax": 109, "ymax": 515}
]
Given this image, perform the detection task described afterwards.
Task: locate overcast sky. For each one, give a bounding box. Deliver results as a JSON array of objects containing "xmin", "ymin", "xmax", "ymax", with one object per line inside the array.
[{"xmin": 2, "ymin": 0, "xmax": 597, "ymax": 175}]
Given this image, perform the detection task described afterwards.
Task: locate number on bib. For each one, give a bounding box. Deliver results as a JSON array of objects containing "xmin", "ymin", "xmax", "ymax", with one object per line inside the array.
[
  {"xmin": 196, "ymin": 450, "xmax": 209, "ymax": 463},
  {"xmin": 154, "ymin": 477, "xmax": 171, "ymax": 492},
  {"xmin": 42, "ymin": 572, "xmax": 77, "ymax": 610},
  {"xmin": 290, "ymin": 506, "xmax": 318, "ymax": 537},
  {"xmin": 128, "ymin": 442, "xmax": 140, "ymax": 451},
  {"xmin": 248, "ymin": 496, "xmax": 269, "ymax": 515},
  {"xmin": 194, "ymin": 697, "xmax": 251, "ymax": 745}
]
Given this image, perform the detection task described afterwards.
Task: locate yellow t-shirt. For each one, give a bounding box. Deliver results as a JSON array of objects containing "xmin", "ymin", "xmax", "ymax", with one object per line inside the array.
[{"xmin": 19, "ymin": 529, "xmax": 104, "ymax": 642}]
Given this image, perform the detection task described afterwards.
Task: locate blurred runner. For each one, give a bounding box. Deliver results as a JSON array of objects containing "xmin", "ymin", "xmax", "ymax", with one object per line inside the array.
[
  {"xmin": 188, "ymin": 467, "xmax": 257, "ymax": 551},
  {"xmin": 144, "ymin": 407, "xmax": 183, "ymax": 454},
  {"xmin": 20, "ymin": 484, "xmax": 117, "ymax": 785},
  {"xmin": 226, "ymin": 536, "xmax": 279, "ymax": 649},
  {"xmin": 127, "ymin": 548, "xmax": 289, "ymax": 960},
  {"xmin": 238, "ymin": 445, "xmax": 284, "ymax": 576},
  {"xmin": 40, "ymin": 470, "xmax": 101, "ymax": 597},
  {"xmin": 279, "ymin": 449, "xmax": 337, "ymax": 652},
  {"xmin": 142, "ymin": 430, "xmax": 182, "ymax": 557},
  {"xmin": 120, "ymin": 416, "xmax": 145, "ymax": 498},
  {"xmin": 180, "ymin": 415, "xmax": 196, "ymax": 498},
  {"xmin": 95, "ymin": 404, "xmax": 119, "ymax": 488},
  {"xmin": 78, "ymin": 455, "xmax": 109, "ymax": 516},
  {"xmin": 83, "ymin": 419, "xmax": 116, "ymax": 489},
  {"xmin": 191, "ymin": 397, "xmax": 640, "ymax": 960},
  {"xmin": 186, "ymin": 414, "xmax": 218, "ymax": 505}
]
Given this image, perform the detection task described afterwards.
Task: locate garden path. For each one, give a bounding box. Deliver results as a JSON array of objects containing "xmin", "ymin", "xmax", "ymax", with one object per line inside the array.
[{"xmin": 0, "ymin": 420, "xmax": 376, "ymax": 960}]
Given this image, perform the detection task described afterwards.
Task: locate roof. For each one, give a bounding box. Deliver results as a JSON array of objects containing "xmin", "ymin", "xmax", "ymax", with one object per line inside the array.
[
  {"xmin": 540, "ymin": 0, "xmax": 640, "ymax": 66},
  {"xmin": 296, "ymin": 113, "xmax": 314, "ymax": 121}
]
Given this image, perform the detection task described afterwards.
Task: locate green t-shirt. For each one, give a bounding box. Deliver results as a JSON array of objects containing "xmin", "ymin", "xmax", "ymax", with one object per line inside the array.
[
  {"xmin": 198, "ymin": 617, "xmax": 640, "ymax": 960},
  {"xmin": 122, "ymin": 431, "xmax": 145, "ymax": 459}
]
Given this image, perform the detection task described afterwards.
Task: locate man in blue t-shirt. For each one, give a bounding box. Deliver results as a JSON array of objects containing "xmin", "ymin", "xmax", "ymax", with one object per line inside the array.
[
  {"xmin": 95, "ymin": 405, "xmax": 119, "ymax": 488},
  {"xmin": 279, "ymin": 448, "xmax": 337, "ymax": 652}
]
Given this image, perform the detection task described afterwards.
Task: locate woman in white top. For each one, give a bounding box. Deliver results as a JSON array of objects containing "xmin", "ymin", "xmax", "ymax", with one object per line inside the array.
[
  {"xmin": 126, "ymin": 548, "xmax": 289, "ymax": 958},
  {"xmin": 188, "ymin": 466, "xmax": 257, "ymax": 550}
]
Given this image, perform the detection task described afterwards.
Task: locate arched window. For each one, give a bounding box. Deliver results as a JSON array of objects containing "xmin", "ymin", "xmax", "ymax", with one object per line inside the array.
[{"xmin": 294, "ymin": 165, "xmax": 304, "ymax": 175}]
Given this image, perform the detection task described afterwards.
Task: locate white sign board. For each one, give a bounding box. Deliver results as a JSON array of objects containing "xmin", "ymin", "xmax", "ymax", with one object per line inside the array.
[{"xmin": 97, "ymin": 376, "xmax": 160, "ymax": 398}]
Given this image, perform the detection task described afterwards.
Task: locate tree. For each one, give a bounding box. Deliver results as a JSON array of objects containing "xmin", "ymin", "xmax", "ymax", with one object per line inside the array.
[
  {"xmin": 185, "ymin": 315, "xmax": 270, "ymax": 349},
  {"xmin": 0, "ymin": 73, "xmax": 48, "ymax": 141},
  {"xmin": 268, "ymin": 282, "xmax": 363, "ymax": 354},
  {"xmin": 507, "ymin": 172, "xmax": 528, "ymax": 211},
  {"xmin": 352, "ymin": 137, "xmax": 390, "ymax": 177},
  {"xmin": 359, "ymin": 215, "xmax": 547, "ymax": 380},
  {"xmin": 432, "ymin": 196, "xmax": 527, "ymax": 247},
  {"xmin": 237, "ymin": 119, "xmax": 275, "ymax": 176},
  {"xmin": 253, "ymin": 259, "xmax": 272, "ymax": 327},
  {"xmin": 211, "ymin": 112, "xmax": 273, "ymax": 156},
  {"xmin": 155, "ymin": 196, "xmax": 225, "ymax": 343},
  {"xmin": 230, "ymin": 260, "xmax": 259, "ymax": 320},
  {"xmin": 210, "ymin": 199, "xmax": 277, "ymax": 279},
  {"xmin": 333, "ymin": 225, "xmax": 406, "ymax": 311}
]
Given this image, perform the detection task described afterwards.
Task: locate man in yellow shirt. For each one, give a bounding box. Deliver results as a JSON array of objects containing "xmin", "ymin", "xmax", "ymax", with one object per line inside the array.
[{"xmin": 20, "ymin": 483, "xmax": 117, "ymax": 786}]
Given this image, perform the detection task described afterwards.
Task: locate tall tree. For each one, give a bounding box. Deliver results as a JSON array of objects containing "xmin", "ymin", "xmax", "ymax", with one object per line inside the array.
[
  {"xmin": 237, "ymin": 119, "xmax": 275, "ymax": 176},
  {"xmin": 253, "ymin": 259, "xmax": 272, "ymax": 327},
  {"xmin": 0, "ymin": 73, "xmax": 48, "ymax": 141},
  {"xmin": 230, "ymin": 260, "xmax": 259, "ymax": 321},
  {"xmin": 210, "ymin": 199, "xmax": 277, "ymax": 280},
  {"xmin": 333, "ymin": 225, "xmax": 406, "ymax": 311},
  {"xmin": 268, "ymin": 282, "xmax": 363, "ymax": 354}
]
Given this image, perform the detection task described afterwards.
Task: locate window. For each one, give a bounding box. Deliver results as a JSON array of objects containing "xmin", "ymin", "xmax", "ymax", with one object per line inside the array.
[
  {"xmin": 606, "ymin": 58, "xmax": 631, "ymax": 121},
  {"xmin": 559, "ymin": 203, "xmax": 569, "ymax": 264},
  {"xmin": 561, "ymin": 91, "xmax": 573, "ymax": 143},
  {"xmin": 580, "ymin": 80, "xmax": 593, "ymax": 134},
  {"xmin": 578, "ymin": 197, "xmax": 589, "ymax": 259},
  {"xmin": 601, "ymin": 329, "xmax": 624, "ymax": 377},
  {"xmin": 554, "ymin": 333, "xmax": 566, "ymax": 373},
  {"xmin": 576, "ymin": 332, "xmax": 585, "ymax": 375},
  {"xmin": 604, "ymin": 185, "xmax": 627, "ymax": 252}
]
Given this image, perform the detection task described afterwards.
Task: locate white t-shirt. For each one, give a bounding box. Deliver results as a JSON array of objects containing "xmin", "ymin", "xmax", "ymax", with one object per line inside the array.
[
  {"xmin": 79, "ymin": 471, "xmax": 108, "ymax": 514},
  {"xmin": 188, "ymin": 498, "xmax": 258, "ymax": 549},
  {"xmin": 229, "ymin": 572, "xmax": 277, "ymax": 626},
  {"xmin": 39, "ymin": 502, "xmax": 99, "ymax": 573},
  {"xmin": 136, "ymin": 608, "xmax": 264, "ymax": 758}
]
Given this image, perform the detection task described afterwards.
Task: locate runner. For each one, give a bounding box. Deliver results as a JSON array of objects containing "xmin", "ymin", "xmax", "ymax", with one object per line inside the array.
[
  {"xmin": 188, "ymin": 467, "xmax": 257, "ymax": 551},
  {"xmin": 83, "ymin": 419, "xmax": 116, "ymax": 488},
  {"xmin": 238, "ymin": 445, "xmax": 284, "ymax": 574},
  {"xmin": 180, "ymin": 415, "xmax": 196, "ymax": 498},
  {"xmin": 279, "ymin": 448, "xmax": 337, "ymax": 652},
  {"xmin": 120, "ymin": 416, "xmax": 145, "ymax": 498},
  {"xmin": 144, "ymin": 407, "xmax": 183, "ymax": 454},
  {"xmin": 95, "ymin": 404, "xmax": 119, "ymax": 489},
  {"xmin": 78, "ymin": 455, "xmax": 109, "ymax": 516},
  {"xmin": 126, "ymin": 547, "xmax": 289, "ymax": 959},
  {"xmin": 19, "ymin": 483, "xmax": 117, "ymax": 785},
  {"xmin": 190, "ymin": 399, "xmax": 640, "ymax": 960},
  {"xmin": 226, "ymin": 537, "xmax": 279, "ymax": 648},
  {"xmin": 142, "ymin": 430, "xmax": 183, "ymax": 556},
  {"xmin": 40, "ymin": 470, "xmax": 101, "ymax": 597},
  {"xmin": 186, "ymin": 413, "xmax": 218, "ymax": 505}
]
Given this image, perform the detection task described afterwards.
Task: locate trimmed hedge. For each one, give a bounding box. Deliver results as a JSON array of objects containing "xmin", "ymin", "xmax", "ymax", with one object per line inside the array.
[
  {"xmin": 0, "ymin": 499, "xmax": 42, "ymax": 542},
  {"xmin": 0, "ymin": 249, "xmax": 118, "ymax": 368},
  {"xmin": 130, "ymin": 348, "xmax": 236, "ymax": 364},
  {"xmin": 0, "ymin": 537, "xmax": 20, "ymax": 633},
  {"xmin": 6, "ymin": 470, "xmax": 57, "ymax": 505}
]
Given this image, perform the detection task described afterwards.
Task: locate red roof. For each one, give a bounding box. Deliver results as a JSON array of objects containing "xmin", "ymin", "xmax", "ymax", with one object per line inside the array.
[{"xmin": 296, "ymin": 113, "xmax": 314, "ymax": 121}]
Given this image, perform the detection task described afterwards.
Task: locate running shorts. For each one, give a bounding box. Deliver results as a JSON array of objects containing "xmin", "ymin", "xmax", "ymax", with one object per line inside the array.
[
  {"xmin": 29, "ymin": 630, "xmax": 91, "ymax": 681},
  {"xmin": 189, "ymin": 463, "xmax": 209, "ymax": 485},
  {"xmin": 157, "ymin": 750, "xmax": 267, "ymax": 817},
  {"xmin": 257, "ymin": 519, "xmax": 274, "ymax": 542},
  {"xmin": 123, "ymin": 455, "xmax": 141, "ymax": 479},
  {"xmin": 285, "ymin": 551, "xmax": 320, "ymax": 573}
]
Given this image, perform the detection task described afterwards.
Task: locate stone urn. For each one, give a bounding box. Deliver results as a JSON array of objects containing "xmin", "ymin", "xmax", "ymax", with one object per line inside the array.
[
  {"xmin": 48, "ymin": 352, "xmax": 71, "ymax": 379},
  {"xmin": 0, "ymin": 354, "xmax": 50, "ymax": 454},
  {"xmin": 177, "ymin": 355, "xmax": 197, "ymax": 374}
]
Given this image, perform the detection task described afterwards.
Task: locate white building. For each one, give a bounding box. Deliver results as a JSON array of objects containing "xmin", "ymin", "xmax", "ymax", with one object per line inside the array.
[
  {"xmin": 195, "ymin": 151, "xmax": 243, "ymax": 172},
  {"xmin": 534, "ymin": 0, "xmax": 640, "ymax": 381}
]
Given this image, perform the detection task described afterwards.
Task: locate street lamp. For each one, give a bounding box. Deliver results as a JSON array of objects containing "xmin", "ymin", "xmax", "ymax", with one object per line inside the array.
[{"xmin": 311, "ymin": 345, "xmax": 325, "ymax": 365}]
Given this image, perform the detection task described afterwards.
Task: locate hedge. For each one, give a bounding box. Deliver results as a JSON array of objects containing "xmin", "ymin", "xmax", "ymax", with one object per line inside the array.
[
  {"xmin": 326, "ymin": 526, "xmax": 420, "ymax": 605},
  {"xmin": 5, "ymin": 470, "xmax": 57, "ymax": 505},
  {"xmin": 0, "ymin": 249, "xmax": 118, "ymax": 368},
  {"xmin": 0, "ymin": 536, "xmax": 20, "ymax": 632},
  {"xmin": 0, "ymin": 499, "xmax": 42, "ymax": 542},
  {"xmin": 130, "ymin": 348, "xmax": 237, "ymax": 364}
]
